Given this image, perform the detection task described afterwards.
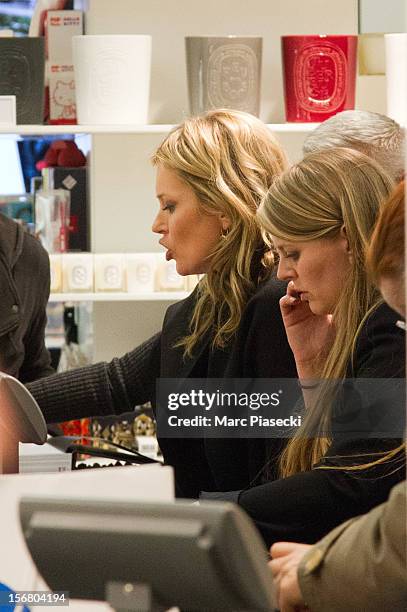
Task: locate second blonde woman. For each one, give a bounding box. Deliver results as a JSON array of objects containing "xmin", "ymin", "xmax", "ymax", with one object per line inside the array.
[{"xmin": 208, "ymin": 148, "xmax": 405, "ymax": 547}]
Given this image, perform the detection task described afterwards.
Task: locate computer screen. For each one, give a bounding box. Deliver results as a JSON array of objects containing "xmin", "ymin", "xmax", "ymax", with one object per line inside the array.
[{"xmin": 20, "ymin": 497, "xmax": 277, "ymax": 611}]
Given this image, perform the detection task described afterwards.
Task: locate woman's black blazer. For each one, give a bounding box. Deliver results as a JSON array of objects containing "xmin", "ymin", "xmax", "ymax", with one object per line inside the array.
[{"xmin": 28, "ymin": 278, "xmax": 297, "ymax": 496}]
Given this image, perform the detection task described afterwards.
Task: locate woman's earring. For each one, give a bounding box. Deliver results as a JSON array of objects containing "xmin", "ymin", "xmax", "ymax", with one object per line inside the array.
[{"xmin": 221, "ymin": 228, "xmax": 230, "ymax": 239}]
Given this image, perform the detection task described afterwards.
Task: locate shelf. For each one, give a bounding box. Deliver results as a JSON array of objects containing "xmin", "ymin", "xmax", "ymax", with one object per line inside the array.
[
  {"xmin": 49, "ymin": 291, "xmax": 189, "ymax": 302},
  {"xmin": 0, "ymin": 123, "xmax": 320, "ymax": 137}
]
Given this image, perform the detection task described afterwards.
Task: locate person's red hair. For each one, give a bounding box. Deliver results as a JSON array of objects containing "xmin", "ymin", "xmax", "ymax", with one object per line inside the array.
[{"xmin": 366, "ymin": 180, "xmax": 405, "ymax": 284}]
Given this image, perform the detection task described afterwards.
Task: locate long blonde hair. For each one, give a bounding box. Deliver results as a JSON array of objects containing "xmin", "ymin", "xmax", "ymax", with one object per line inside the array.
[
  {"xmin": 258, "ymin": 148, "xmax": 395, "ymax": 475},
  {"xmin": 152, "ymin": 109, "xmax": 287, "ymax": 356}
]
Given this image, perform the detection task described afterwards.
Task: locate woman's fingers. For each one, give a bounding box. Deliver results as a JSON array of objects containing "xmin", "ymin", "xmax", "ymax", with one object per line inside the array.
[
  {"xmin": 280, "ymin": 294, "xmax": 300, "ymax": 310},
  {"xmin": 268, "ymin": 557, "xmax": 283, "ymax": 576},
  {"xmin": 270, "ymin": 542, "xmax": 300, "ymax": 558},
  {"xmin": 286, "ymin": 280, "xmax": 298, "ymax": 297}
]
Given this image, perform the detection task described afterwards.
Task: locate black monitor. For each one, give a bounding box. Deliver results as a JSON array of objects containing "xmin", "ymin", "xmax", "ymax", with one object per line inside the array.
[
  {"xmin": 20, "ymin": 497, "xmax": 277, "ymax": 611},
  {"xmin": 0, "ymin": 372, "xmax": 47, "ymax": 473}
]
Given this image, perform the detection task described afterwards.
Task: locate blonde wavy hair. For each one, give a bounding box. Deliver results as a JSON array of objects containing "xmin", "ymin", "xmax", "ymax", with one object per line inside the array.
[
  {"xmin": 152, "ymin": 109, "xmax": 287, "ymax": 356},
  {"xmin": 258, "ymin": 147, "xmax": 396, "ymax": 476}
]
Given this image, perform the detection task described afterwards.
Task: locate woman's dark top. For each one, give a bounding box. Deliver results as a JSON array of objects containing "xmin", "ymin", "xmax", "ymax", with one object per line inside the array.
[
  {"xmin": 202, "ymin": 303, "xmax": 406, "ymax": 547},
  {"xmin": 27, "ymin": 278, "xmax": 297, "ymax": 496}
]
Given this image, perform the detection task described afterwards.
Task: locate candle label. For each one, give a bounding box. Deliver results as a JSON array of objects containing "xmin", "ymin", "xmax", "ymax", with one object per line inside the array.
[
  {"xmin": 294, "ymin": 42, "xmax": 347, "ymax": 113},
  {"xmin": 207, "ymin": 43, "xmax": 258, "ymax": 113}
]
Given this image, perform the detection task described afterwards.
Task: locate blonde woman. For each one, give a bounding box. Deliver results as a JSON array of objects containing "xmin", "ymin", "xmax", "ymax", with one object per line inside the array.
[
  {"xmin": 211, "ymin": 148, "xmax": 405, "ymax": 546},
  {"xmin": 269, "ymin": 181, "xmax": 406, "ymax": 612},
  {"xmin": 27, "ymin": 109, "xmax": 297, "ymax": 497}
]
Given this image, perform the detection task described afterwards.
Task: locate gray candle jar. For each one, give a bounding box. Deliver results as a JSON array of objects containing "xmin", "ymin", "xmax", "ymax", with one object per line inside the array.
[
  {"xmin": 185, "ymin": 36, "xmax": 262, "ymax": 117},
  {"xmin": 0, "ymin": 37, "xmax": 45, "ymax": 124}
]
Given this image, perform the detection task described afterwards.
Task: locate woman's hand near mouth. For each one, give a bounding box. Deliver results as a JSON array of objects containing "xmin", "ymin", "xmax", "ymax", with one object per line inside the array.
[{"xmin": 280, "ymin": 281, "xmax": 335, "ymax": 380}]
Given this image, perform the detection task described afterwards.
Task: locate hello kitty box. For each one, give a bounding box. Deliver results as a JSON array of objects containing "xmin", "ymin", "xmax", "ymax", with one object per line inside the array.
[
  {"xmin": 49, "ymin": 67, "xmax": 77, "ymax": 123},
  {"xmin": 45, "ymin": 10, "xmax": 83, "ymax": 124}
]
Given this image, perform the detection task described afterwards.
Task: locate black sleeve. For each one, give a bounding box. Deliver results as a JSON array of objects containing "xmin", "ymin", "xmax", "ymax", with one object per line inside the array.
[
  {"xmin": 350, "ymin": 302, "xmax": 405, "ymax": 378},
  {"xmin": 27, "ymin": 332, "xmax": 161, "ymax": 424},
  {"xmin": 19, "ymin": 236, "xmax": 54, "ymax": 382},
  {"xmin": 236, "ymin": 303, "xmax": 405, "ymax": 548},
  {"xmin": 238, "ymin": 458, "xmax": 404, "ymax": 547}
]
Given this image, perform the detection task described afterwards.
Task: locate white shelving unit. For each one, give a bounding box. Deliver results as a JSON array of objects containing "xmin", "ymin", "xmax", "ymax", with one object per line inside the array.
[
  {"xmin": 49, "ymin": 292, "xmax": 189, "ymax": 302},
  {"xmin": 3, "ymin": 0, "xmax": 385, "ymax": 362},
  {"xmin": 0, "ymin": 123, "xmax": 320, "ymax": 136}
]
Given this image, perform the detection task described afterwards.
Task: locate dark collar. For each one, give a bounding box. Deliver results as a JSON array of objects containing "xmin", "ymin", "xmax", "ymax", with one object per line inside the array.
[{"xmin": 160, "ymin": 288, "xmax": 210, "ymax": 378}]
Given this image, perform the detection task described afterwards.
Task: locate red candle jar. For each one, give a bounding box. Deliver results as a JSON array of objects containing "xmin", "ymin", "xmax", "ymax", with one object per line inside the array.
[{"xmin": 281, "ymin": 35, "xmax": 358, "ymax": 122}]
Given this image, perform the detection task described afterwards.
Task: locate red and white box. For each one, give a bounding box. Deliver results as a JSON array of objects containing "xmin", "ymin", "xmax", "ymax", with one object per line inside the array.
[
  {"xmin": 45, "ymin": 10, "xmax": 83, "ymax": 124},
  {"xmin": 48, "ymin": 63, "xmax": 77, "ymax": 123}
]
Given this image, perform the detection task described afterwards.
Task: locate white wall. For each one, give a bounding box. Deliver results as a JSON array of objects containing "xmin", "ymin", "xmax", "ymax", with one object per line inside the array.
[{"xmin": 359, "ymin": 0, "xmax": 406, "ymax": 34}]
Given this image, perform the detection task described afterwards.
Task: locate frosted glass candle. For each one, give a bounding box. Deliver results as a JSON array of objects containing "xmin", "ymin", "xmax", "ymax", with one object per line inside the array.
[
  {"xmin": 126, "ymin": 253, "xmax": 156, "ymax": 293},
  {"xmin": 73, "ymin": 35, "xmax": 152, "ymax": 124},
  {"xmin": 62, "ymin": 253, "xmax": 93, "ymax": 292},
  {"xmin": 185, "ymin": 36, "xmax": 262, "ymax": 116},
  {"xmin": 94, "ymin": 254, "xmax": 126, "ymax": 292}
]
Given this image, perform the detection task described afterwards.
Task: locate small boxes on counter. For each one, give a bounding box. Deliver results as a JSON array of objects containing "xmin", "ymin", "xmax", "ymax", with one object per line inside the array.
[
  {"xmin": 49, "ymin": 252, "xmax": 201, "ymax": 295},
  {"xmin": 49, "ymin": 253, "xmax": 199, "ymax": 295},
  {"xmin": 62, "ymin": 253, "xmax": 94, "ymax": 292},
  {"xmin": 94, "ymin": 253, "xmax": 126, "ymax": 292},
  {"xmin": 126, "ymin": 253, "xmax": 156, "ymax": 293}
]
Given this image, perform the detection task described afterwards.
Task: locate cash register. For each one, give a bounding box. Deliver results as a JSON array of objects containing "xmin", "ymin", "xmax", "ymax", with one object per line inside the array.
[{"xmin": 20, "ymin": 496, "xmax": 277, "ymax": 611}]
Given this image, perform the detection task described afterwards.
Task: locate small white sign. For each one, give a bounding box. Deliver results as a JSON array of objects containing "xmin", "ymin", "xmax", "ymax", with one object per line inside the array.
[{"xmin": 0, "ymin": 95, "xmax": 16, "ymax": 126}]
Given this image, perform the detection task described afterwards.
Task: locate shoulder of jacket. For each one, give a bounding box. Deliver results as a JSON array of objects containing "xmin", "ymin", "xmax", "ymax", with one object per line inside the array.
[
  {"xmin": 358, "ymin": 302, "xmax": 399, "ymax": 343},
  {"xmin": 21, "ymin": 231, "xmax": 49, "ymax": 262},
  {"xmin": 0, "ymin": 213, "xmax": 20, "ymax": 265},
  {"xmin": 163, "ymin": 286, "xmax": 197, "ymax": 325},
  {"xmin": 244, "ymin": 277, "xmax": 288, "ymax": 315}
]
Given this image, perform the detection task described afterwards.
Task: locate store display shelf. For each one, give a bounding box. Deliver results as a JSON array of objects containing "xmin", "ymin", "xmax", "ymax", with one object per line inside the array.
[
  {"xmin": 49, "ymin": 291, "xmax": 189, "ymax": 302},
  {"xmin": 0, "ymin": 123, "xmax": 320, "ymax": 137}
]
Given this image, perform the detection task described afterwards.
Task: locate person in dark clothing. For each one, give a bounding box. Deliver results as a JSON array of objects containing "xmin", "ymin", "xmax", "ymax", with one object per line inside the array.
[
  {"xmin": 27, "ymin": 109, "xmax": 297, "ymax": 496},
  {"xmin": 269, "ymin": 181, "xmax": 406, "ymax": 612},
  {"xmin": 0, "ymin": 212, "xmax": 53, "ymax": 382},
  {"xmin": 202, "ymin": 148, "xmax": 405, "ymax": 547}
]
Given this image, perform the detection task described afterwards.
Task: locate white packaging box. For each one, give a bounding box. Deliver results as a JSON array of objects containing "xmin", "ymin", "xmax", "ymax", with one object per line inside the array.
[
  {"xmin": 154, "ymin": 253, "xmax": 187, "ymax": 291},
  {"xmin": 126, "ymin": 252, "xmax": 156, "ymax": 293},
  {"xmin": 94, "ymin": 253, "xmax": 126, "ymax": 292},
  {"xmin": 48, "ymin": 63, "xmax": 76, "ymax": 123},
  {"xmin": 136, "ymin": 435, "xmax": 159, "ymax": 459},
  {"xmin": 45, "ymin": 10, "xmax": 83, "ymax": 123},
  {"xmin": 62, "ymin": 253, "xmax": 93, "ymax": 292},
  {"xmin": 49, "ymin": 253, "xmax": 62, "ymax": 293},
  {"xmin": 19, "ymin": 441, "xmax": 72, "ymax": 473},
  {"xmin": 45, "ymin": 10, "xmax": 83, "ymax": 62},
  {"xmin": 0, "ymin": 95, "xmax": 16, "ymax": 126}
]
